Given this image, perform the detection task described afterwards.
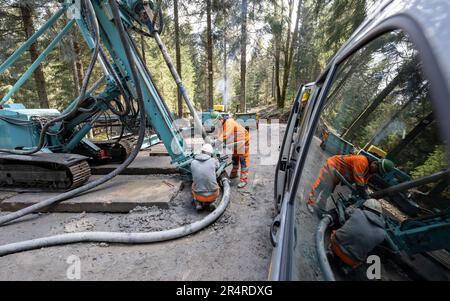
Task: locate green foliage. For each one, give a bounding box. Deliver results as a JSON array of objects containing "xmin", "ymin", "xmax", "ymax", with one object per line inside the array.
[
  {"xmin": 0, "ymin": 0, "xmax": 371, "ymax": 113},
  {"xmin": 412, "ymin": 145, "xmax": 449, "ymax": 180}
]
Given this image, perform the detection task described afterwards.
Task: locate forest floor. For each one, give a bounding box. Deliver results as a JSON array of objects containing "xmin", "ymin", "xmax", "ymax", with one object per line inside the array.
[{"xmin": 0, "ymin": 124, "xmax": 283, "ymax": 281}]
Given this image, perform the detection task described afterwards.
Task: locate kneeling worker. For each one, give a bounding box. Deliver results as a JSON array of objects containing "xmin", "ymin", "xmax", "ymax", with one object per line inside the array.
[
  {"xmin": 330, "ymin": 199, "xmax": 386, "ymax": 269},
  {"xmin": 308, "ymin": 155, "xmax": 395, "ymax": 212},
  {"xmin": 191, "ymin": 144, "xmax": 220, "ymax": 211}
]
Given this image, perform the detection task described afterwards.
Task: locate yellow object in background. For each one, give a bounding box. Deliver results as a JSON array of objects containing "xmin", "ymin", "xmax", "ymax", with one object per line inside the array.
[
  {"xmin": 214, "ymin": 104, "xmax": 225, "ymax": 112},
  {"xmin": 367, "ymin": 145, "xmax": 387, "ymax": 158},
  {"xmin": 301, "ymin": 90, "xmax": 311, "ymax": 104}
]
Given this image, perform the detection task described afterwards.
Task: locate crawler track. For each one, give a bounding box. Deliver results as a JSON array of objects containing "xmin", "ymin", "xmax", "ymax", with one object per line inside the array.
[{"xmin": 0, "ymin": 153, "xmax": 91, "ymax": 191}]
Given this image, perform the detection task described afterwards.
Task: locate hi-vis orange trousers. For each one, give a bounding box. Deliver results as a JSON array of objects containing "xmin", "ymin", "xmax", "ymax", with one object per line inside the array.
[{"xmin": 230, "ymin": 141, "xmax": 250, "ymax": 183}]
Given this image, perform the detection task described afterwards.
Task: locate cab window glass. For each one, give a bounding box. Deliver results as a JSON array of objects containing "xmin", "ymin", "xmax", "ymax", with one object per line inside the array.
[{"xmin": 290, "ymin": 30, "xmax": 450, "ymax": 280}]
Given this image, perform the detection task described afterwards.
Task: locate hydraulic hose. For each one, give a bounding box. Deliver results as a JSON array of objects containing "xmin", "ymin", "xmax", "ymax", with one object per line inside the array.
[
  {"xmin": 316, "ymin": 215, "xmax": 336, "ymax": 281},
  {"xmin": 0, "ymin": 0, "xmax": 146, "ymax": 227},
  {"xmin": 0, "ymin": 178, "xmax": 231, "ymax": 257}
]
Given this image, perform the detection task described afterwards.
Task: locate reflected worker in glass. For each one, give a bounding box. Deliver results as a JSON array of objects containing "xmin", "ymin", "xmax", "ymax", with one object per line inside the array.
[{"xmin": 308, "ymin": 155, "xmax": 395, "ymax": 213}]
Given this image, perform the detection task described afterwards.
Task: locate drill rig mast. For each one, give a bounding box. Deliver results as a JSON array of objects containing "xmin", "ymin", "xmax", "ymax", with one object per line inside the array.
[{"xmin": 0, "ymin": 0, "xmax": 211, "ymax": 190}]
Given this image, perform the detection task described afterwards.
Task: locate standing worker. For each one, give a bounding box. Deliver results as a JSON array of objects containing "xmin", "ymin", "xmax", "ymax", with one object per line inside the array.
[
  {"xmin": 308, "ymin": 155, "xmax": 395, "ymax": 212},
  {"xmin": 210, "ymin": 111, "xmax": 250, "ymax": 188},
  {"xmin": 190, "ymin": 144, "xmax": 220, "ymax": 211}
]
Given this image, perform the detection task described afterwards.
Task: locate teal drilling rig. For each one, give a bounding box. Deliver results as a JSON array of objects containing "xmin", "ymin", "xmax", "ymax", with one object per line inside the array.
[{"xmin": 0, "ymin": 0, "xmax": 214, "ymax": 191}]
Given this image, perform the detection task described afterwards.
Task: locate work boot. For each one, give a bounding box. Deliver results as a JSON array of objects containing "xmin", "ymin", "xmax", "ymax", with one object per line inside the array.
[{"xmin": 237, "ymin": 181, "xmax": 247, "ymax": 189}]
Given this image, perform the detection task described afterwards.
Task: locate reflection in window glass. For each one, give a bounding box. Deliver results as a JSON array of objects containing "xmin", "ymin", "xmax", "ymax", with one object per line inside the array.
[{"xmin": 290, "ymin": 30, "xmax": 450, "ymax": 281}]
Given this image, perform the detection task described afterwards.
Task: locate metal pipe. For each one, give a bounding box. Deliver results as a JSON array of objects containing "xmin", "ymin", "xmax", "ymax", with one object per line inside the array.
[
  {"xmin": 370, "ymin": 169, "xmax": 450, "ymax": 199},
  {"xmin": 143, "ymin": 5, "xmax": 206, "ymax": 140},
  {"xmin": 0, "ymin": 178, "xmax": 231, "ymax": 257},
  {"xmin": 1, "ymin": 20, "xmax": 75, "ymax": 104},
  {"xmin": 0, "ymin": 6, "xmax": 67, "ymax": 73},
  {"xmin": 316, "ymin": 215, "xmax": 336, "ymax": 281}
]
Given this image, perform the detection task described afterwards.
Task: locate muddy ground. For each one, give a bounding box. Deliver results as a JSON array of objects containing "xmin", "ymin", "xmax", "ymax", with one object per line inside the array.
[{"xmin": 0, "ymin": 124, "xmax": 283, "ymax": 281}]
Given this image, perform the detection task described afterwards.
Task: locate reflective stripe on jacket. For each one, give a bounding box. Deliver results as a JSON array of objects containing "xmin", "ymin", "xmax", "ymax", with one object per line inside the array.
[{"xmin": 220, "ymin": 118, "xmax": 250, "ymax": 144}]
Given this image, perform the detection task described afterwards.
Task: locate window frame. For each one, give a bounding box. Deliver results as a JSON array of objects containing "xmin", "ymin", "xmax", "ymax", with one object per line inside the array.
[{"xmin": 275, "ymin": 83, "xmax": 319, "ymax": 213}]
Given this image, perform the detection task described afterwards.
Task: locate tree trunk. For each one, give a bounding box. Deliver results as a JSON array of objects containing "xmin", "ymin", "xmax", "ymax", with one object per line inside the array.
[
  {"xmin": 206, "ymin": 0, "xmax": 214, "ymax": 111},
  {"xmin": 69, "ymin": 36, "xmax": 80, "ymax": 96},
  {"xmin": 72, "ymin": 38, "xmax": 84, "ymax": 93},
  {"xmin": 68, "ymin": 27, "xmax": 84, "ymax": 96},
  {"xmin": 388, "ymin": 112, "xmax": 434, "ymax": 160},
  {"xmin": 223, "ymin": 34, "xmax": 228, "ymax": 108},
  {"xmin": 281, "ymin": 0, "xmax": 302, "ymax": 106},
  {"xmin": 342, "ymin": 60, "xmax": 415, "ymax": 139},
  {"xmin": 239, "ymin": 0, "xmax": 248, "ymax": 113},
  {"xmin": 19, "ymin": 3, "xmax": 49, "ymax": 108},
  {"xmin": 271, "ymin": 65, "xmax": 275, "ymax": 102},
  {"xmin": 274, "ymin": 1, "xmax": 282, "ymax": 108},
  {"xmin": 174, "ymin": 0, "xmax": 183, "ymax": 117},
  {"xmin": 141, "ymin": 35, "xmax": 147, "ymax": 65}
]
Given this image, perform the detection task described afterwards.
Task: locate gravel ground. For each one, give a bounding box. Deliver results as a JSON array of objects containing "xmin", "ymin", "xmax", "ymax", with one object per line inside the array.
[{"xmin": 0, "ymin": 124, "xmax": 282, "ymax": 281}]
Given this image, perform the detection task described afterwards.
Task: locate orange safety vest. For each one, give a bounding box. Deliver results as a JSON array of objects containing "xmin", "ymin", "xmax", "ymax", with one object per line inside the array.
[
  {"xmin": 222, "ymin": 118, "xmax": 250, "ymax": 144},
  {"xmin": 192, "ymin": 188, "xmax": 220, "ymax": 203},
  {"xmin": 327, "ymin": 155, "xmax": 370, "ymax": 186}
]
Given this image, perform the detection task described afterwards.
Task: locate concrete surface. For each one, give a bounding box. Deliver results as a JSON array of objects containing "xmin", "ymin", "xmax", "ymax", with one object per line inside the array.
[
  {"xmin": 0, "ymin": 175, "xmax": 183, "ymax": 213},
  {"xmin": 146, "ymin": 143, "xmax": 170, "ymax": 156}
]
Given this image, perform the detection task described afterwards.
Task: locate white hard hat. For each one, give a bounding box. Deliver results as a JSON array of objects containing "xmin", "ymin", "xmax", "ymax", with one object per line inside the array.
[
  {"xmin": 201, "ymin": 143, "xmax": 214, "ymax": 155},
  {"xmin": 363, "ymin": 199, "xmax": 382, "ymax": 214}
]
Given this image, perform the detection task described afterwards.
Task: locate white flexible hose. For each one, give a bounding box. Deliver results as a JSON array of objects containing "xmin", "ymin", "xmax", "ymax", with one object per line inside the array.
[{"xmin": 0, "ymin": 179, "xmax": 230, "ymax": 257}]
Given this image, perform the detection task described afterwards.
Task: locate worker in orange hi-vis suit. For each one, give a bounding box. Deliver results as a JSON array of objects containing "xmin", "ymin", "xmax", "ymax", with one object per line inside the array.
[
  {"xmin": 210, "ymin": 111, "xmax": 250, "ymax": 189},
  {"xmin": 308, "ymin": 155, "xmax": 395, "ymax": 213}
]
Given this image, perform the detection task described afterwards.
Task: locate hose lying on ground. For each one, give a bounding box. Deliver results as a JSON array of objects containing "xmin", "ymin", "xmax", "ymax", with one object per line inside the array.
[
  {"xmin": 0, "ymin": 0, "xmax": 146, "ymax": 227},
  {"xmin": 316, "ymin": 215, "xmax": 336, "ymax": 281},
  {"xmin": 0, "ymin": 178, "xmax": 231, "ymax": 257}
]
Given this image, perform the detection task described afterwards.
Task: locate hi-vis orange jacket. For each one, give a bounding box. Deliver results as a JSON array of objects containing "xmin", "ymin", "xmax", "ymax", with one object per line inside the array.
[
  {"xmin": 217, "ymin": 118, "xmax": 250, "ymax": 153},
  {"xmin": 327, "ymin": 155, "xmax": 370, "ymax": 186}
]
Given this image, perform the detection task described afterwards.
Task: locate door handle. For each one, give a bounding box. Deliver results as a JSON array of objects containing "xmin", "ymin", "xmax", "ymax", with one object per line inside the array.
[{"xmin": 270, "ymin": 215, "xmax": 281, "ymax": 247}]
